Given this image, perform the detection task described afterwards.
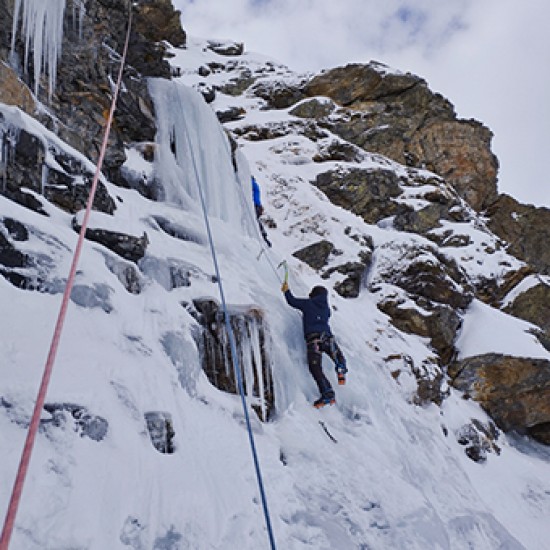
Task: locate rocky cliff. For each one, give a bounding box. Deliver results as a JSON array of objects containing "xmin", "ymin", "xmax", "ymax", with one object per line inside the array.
[{"xmin": 1, "ymin": 0, "xmax": 549, "ymax": 447}]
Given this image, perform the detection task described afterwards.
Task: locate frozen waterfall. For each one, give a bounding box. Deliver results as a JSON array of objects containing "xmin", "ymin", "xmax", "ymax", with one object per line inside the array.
[{"xmin": 148, "ymin": 78, "xmax": 253, "ymax": 233}]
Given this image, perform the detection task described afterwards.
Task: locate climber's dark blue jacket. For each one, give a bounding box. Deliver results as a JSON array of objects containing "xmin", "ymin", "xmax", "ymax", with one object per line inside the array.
[{"xmin": 284, "ymin": 288, "xmax": 332, "ymax": 337}]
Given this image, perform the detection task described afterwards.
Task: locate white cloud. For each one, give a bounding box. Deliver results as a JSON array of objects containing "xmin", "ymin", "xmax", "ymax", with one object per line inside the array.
[{"xmin": 175, "ymin": 0, "xmax": 550, "ymax": 208}]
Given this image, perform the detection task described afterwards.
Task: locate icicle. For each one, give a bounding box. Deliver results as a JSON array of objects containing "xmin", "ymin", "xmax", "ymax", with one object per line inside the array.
[
  {"xmin": 250, "ymin": 317, "xmax": 267, "ymax": 421},
  {"xmin": 0, "ymin": 122, "xmax": 21, "ymax": 193},
  {"xmin": 10, "ymin": 0, "xmax": 67, "ymax": 99},
  {"xmin": 0, "ymin": 133, "xmax": 7, "ymax": 192},
  {"xmin": 71, "ymin": 0, "xmax": 86, "ymax": 39},
  {"xmin": 40, "ymin": 163, "xmax": 48, "ymax": 195},
  {"xmin": 240, "ymin": 318, "xmax": 255, "ymax": 401}
]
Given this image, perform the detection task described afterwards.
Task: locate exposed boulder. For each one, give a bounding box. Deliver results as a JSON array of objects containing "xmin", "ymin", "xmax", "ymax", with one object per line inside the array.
[
  {"xmin": 103, "ymin": 253, "xmax": 144, "ymax": 294},
  {"xmin": 218, "ymin": 68, "xmax": 256, "ymax": 96},
  {"xmin": 471, "ymin": 266, "xmax": 533, "ymax": 307},
  {"xmin": 379, "ymin": 300, "xmax": 461, "ymax": 364},
  {"xmin": 216, "ymin": 106, "xmax": 246, "ymax": 123},
  {"xmin": 0, "ymin": 228, "xmax": 28, "ymax": 270},
  {"xmin": 252, "ymin": 79, "xmax": 307, "ymax": 109},
  {"xmin": 408, "ymin": 119, "xmax": 498, "ymax": 212},
  {"xmin": 233, "ymin": 120, "xmax": 328, "ymax": 143},
  {"xmin": 207, "ymin": 40, "xmax": 244, "ymax": 56},
  {"xmin": 72, "ymin": 218, "xmax": 149, "ymax": 263},
  {"xmin": 393, "ymin": 203, "xmax": 448, "ymax": 234},
  {"xmin": 385, "ymin": 354, "xmax": 448, "ymax": 406},
  {"xmin": 314, "ymin": 168, "xmax": 404, "ymax": 224},
  {"xmin": 456, "ymin": 419, "xmax": 501, "ymax": 463},
  {"xmin": 2, "ymin": 217, "xmax": 28, "ymax": 241},
  {"xmin": 372, "ymin": 242, "xmax": 473, "ymax": 310},
  {"xmin": 449, "ymin": 354, "xmax": 550, "ymax": 445},
  {"xmin": 486, "ymin": 194, "xmax": 550, "ymax": 275},
  {"xmin": 323, "ymin": 260, "xmax": 368, "ymax": 299},
  {"xmin": 313, "ymin": 140, "xmax": 365, "ymax": 163},
  {"xmin": 42, "ymin": 403, "xmax": 109, "ymax": 442},
  {"xmin": 0, "ymin": 218, "xmax": 67, "ymax": 293},
  {"xmin": 292, "ymin": 239, "xmax": 335, "ymax": 270},
  {"xmin": 0, "ymin": 120, "xmax": 47, "ymax": 214},
  {"xmin": 305, "ymin": 63, "xmax": 427, "ymax": 109},
  {"xmin": 289, "ymin": 98, "xmax": 336, "ymax": 119},
  {"xmin": 196, "ymin": 82, "xmax": 216, "ymax": 103},
  {"xmin": 144, "ymin": 411, "xmax": 175, "ymax": 453}
]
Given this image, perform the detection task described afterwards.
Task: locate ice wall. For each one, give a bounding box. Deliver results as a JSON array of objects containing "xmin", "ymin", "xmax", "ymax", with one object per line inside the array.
[
  {"xmin": 10, "ymin": 0, "xmax": 68, "ymax": 98},
  {"xmin": 148, "ymin": 78, "xmax": 253, "ymax": 233}
]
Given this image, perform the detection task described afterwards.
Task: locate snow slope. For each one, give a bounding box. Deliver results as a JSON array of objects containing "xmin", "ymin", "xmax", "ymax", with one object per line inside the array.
[{"xmin": 1, "ymin": 27, "xmax": 550, "ymax": 550}]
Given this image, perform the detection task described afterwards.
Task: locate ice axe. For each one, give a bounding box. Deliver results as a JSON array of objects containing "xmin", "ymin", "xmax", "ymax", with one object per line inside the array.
[{"xmin": 277, "ymin": 260, "xmax": 288, "ymax": 285}]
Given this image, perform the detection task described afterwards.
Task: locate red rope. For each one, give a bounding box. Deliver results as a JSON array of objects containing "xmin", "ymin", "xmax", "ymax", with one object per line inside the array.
[{"xmin": 0, "ymin": 5, "xmax": 133, "ymax": 548}]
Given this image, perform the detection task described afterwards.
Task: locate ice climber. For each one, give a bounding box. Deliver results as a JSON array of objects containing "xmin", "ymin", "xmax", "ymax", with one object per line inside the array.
[
  {"xmin": 281, "ymin": 282, "xmax": 348, "ymax": 408},
  {"xmin": 251, "ymin": 175, "xmax": 272, "ymax": 247}
]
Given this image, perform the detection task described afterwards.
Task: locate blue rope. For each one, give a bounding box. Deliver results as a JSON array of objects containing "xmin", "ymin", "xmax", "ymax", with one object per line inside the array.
[{"xmin": 182, "ymin": 115, "xmax": 277, "ymax": 550}]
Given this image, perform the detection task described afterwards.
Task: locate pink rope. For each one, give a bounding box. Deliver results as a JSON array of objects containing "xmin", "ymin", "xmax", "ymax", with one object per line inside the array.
[{"xmin": 0, "ymin": 6, "xmax": 133, "ymax": 549}]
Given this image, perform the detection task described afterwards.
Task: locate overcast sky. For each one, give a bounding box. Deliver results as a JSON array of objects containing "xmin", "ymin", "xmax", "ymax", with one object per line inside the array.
[{"xmin": 175, "ymin": 0, "xmax": 549, "ymax": 208}]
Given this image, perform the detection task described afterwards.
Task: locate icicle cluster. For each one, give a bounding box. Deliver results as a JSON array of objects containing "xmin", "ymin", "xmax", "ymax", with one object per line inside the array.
[{"xmin": 9, "ymin": 0, "xmax": 84, "ymax": 99}]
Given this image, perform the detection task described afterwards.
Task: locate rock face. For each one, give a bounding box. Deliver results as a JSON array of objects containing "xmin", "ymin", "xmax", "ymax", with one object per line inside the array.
[
  {"xmin": 0, "ymin": 63, "xmax": 35, "ymax": 114},
  {"xmin": 379, "ymin": 300, "xmax": 461, "ymax": 365},
  {"xmin": 487, "ymin": 194, "xmax": 550, "ymax": 275},
  {"xmin": 314, "ymin": 168, "xmax": 404, "ymax": 224},
  {"xmin": 449, "ymin": 354, "xmax": 550, "ymax": 445},
  {"xmin": 133, "ymin": 0, "xmax": 186, "ymax": 48},
  {"xmin": 72, "ymin": 218, "xmax": 149, "ymax": 263},
  {"xmin": 2, "ymin": 0, "xmax": 179, "ymax": 193},
  {"xmin": 504, "ymin": 281, "xmax": 550, "ymax": 351},
  {"xmin": 303, "ymin": 63, "xmax": 499, "ymax": 211}
]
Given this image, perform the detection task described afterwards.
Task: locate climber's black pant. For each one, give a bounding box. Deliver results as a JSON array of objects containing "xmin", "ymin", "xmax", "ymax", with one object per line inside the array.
[{"xmin": 306, "ymin": 332, "xmax": 346, "ymax": 396}]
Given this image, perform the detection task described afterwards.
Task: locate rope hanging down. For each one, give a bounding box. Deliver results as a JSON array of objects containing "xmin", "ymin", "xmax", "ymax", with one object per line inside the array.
[
  {"xmin": 223, "ymin": 140, "xmax": 282, "ymax": 284},
  {"xmin": 0, "ymin": 6, "xmax": 133, "ymax": 549},
  {"xmin": 232, "ymin": 169, "xmax": 282, "ymax": 281},
  {"xmin": 184, "ymin": 127, "xmax": 277, "ymax": 550}
]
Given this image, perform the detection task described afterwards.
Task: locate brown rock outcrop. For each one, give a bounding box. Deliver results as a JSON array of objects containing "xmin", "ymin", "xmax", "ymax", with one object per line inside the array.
[
  {"xmin": 314, "ymin": 167, "xmax": 404, "ymax": 224},
  {"xmin": 449, "ymin": 354, "xmax": 550, "ymax": 445},
  {"xmin": 408, "ymin": 120, "xmax": 498, "ymax": 211},
  {"xmin": 0, "ymin": 62, "xmax": 35, "ymax": 114},
  {"xmin": 303, "ymin": 63, "xmax": 498, "ymax": 211},
  {"xmin": 504, "ymin": 281, "xmax": 550, "ymax": 351},
  {"xmin": 379, "ymin": 300, "xmax": 461, "ymax": 364},
  {"xmin": 134, "ymin": 0, "xmax": 186, "ymax": 48},
  {"xmin": 486, "ymin": 194, "xmax": 550, "ymax": 275}
]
